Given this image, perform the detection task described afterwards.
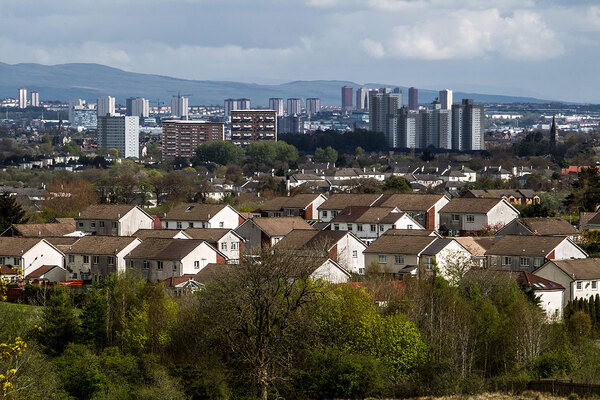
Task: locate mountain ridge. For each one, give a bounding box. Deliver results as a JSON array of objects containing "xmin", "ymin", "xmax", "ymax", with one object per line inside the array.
[{"xmin": 0, "ymin": 62, "xmax": 554, "ymax": 106}]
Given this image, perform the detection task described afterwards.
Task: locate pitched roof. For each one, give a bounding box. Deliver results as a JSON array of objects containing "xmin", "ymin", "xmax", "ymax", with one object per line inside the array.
[
  {"xmin": 193, "ymin": 263, "xmax": 235, "ymax": 284},
  {"xmin": 374, "ymin": 193, "xmax": 446, "ymax": 211},
  {"xmin": 162, "ymin": 274, "xmax": 197, "ymax": 287},
  {"xmin": 26, "ymin": 265, "xmax": 64, "ymax": 279},
  {"xmin": 184, "ymin": 228, "xmax": 233, "ymax": 242},
  {"xmin": 11, "ymin": 220, "xmax": 76, "ymax": 237},
  {"xmin": 542, "ymin": 259, "xmax": 600, "ymax": 280},
  {"xmin": 65, "ymin": 236, "xmax": 139, "ymax": 255},
  {"xmin": 454, "ymin": 237, "xmax": 498, "ymax": 257},
  {"xmin": 485, "ymin": 235, "xmax": 568, "ymax": 257},
  {"xmin": 163, "ymin": 203, "xmax": 230, "ymax": 221},
  {"xmin": 330, "ymin": 206, "xmax": 406, "ymax": 224},
  {"xmin": 319, "ymin": 193, "xmax": 383, "ymax": 210},
  {"xmin": 250, "ymin": 217, "xmax": 314, "ymax": 237},
  {"xmin": 274, "ymin": 229, "xmax": 359, "ymax": 251},
  {"xmin": 125, "ymin": 238, "xmax": 208, "ymax": 260},
  {"xmin": 0, "ymin": 265, "xmax": 19, "ymax": 275},
  {"xmin": 520, "ymin": 271, "xmax": 564, "ymax": 291},
  {"xmin": 380, "ymin": 229, "xmax": 439, "ymax": 237},
  {"xmin": 77, "ymin": 204, "xmax": 137, "ymax": 220},
  {"xmin": 420, "ymin": 238, "xmax": 458, "ymax": 256},
  {"xmin": 440, "ymin": 198, "xmax": 507, "ymax": 214},
  {"xmin": 259, "ymin": 194, "xmax": 322, "ymax": 211},
  {"xmin": 364, "ymin": 235, "xmax": 437, "ymax": 255},
  {"xmin": 585, "ymin": 211, "xmax": 600, "ymax": 226},
  {"xmin": 518, "ymin": 217, "xmax": 577, "ymax": 235},
  {"xmin": 0, "ymin": 238, "xmax": 45, "ymax": 256},
  {"xmin": 132, "ymin": 229, "xmax": 189, "ymax": 240}
]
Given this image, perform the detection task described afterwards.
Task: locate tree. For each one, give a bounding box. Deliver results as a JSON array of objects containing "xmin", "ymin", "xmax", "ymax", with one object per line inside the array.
[
  {"xmin": 382, "ymin": 176, "xmax": 411, "ymax": 193},
  {"xmin": 39, "ymin": 291, "xmax": 79, "ymax": 355},
  {"xmin": 0, "ymin": 192, "xmax": 26, "ymax": 232},
  {"xmin": 80, "ymin": 292, "xmax": 108, "ymax": 351},
  {"xmin": 520, "ymin": 203, "xmax": 556, "ymax": 218},
  {"xmin": 41, "ymin": 179, "xmax": 98, "ymax": 217},
  {"xmin": 195, "ymin": 141, "xmax": 245, "ymax": 165},
  {"xmin": 314, "ymin": 146, "xmax": 338, "ymax": 163},
  {"xmin": 191, "ymin": 252, "xmax": 325, "ymax": 400},
  {"xmin": 564, "ymin": 167, "xmax": 600, "ymax": 212}
]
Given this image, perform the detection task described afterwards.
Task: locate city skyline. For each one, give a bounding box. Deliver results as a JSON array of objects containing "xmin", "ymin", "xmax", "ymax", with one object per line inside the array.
[{"xmin": 0, "ymin": 1, "xmax": 596, "ymax": 103}]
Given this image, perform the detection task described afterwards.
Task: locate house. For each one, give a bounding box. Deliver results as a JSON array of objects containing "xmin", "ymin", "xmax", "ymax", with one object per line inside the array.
[
  {"xmin": 496, "ymin": 217, "xmax": 578, "ymax": 239},
  {"xmin": 318, "ymin": 193, "xmax": 384, "ymax": 222},
  {"xmin": 234, "ymin": 217, "xmax": 314, "ymax": 255},
  {"xmin": 534, "ymin": 259, "xmax": 600, "ymax": 311},
  {"xmin": 132, "ymin": 229, "xmax": 191, "ymax": 240},
  {"xmin": 363, "ymin": 231, "xmax": 472, "ymax": 279},
  {"xmin": 184, "ymin": 228, "xmax": 245, "ymax": 262},
  {"xmin": 582, "ymin": 211, "xmax": 600, "ymax": 231},
  {"xmin": 273, "ymin": 229, "xmax": 367, "ymax": 274},
  {"xmin": 162, "ymin": 203, "xmax": 245, "ymax": 229},
  {"xmin": 0, "ymin": 238, "xmax": 64, "ymax": 277},
  {"xmin": 64, "ymin": 236, "xmax": 142, "ymax": 281},
  {"xmin": 25, "ymin": 265, "xmax": 67, "ymax": 283},
  {"xmin": 454, "ymin": 236, "xmax": 498, "ymax": 268},
  {"xmin": 439, "ymin": 198, "xmax": 519, "ymax": 236},
  {"xmin": 162, "ymin": 275, "xmax": 200, "ymax": 295},
  {"xmin": 76, "ymin": 205, "xmax": 154, "ymax": 236},
  {"xmin": 125, "ymin": 238, "xmax": 227, "ymax": 281},
  {"xmin": 372, "ymin": 193, "xmax": 450, "ymax": 230},
  {"xmin": 0, "ymin": 265, "xmax": 20, "ymax": 282},
  {"xmin": 486, "ymin": 235, "xmax": 587, "ymax": 272},
  {"xmin": 329, "ymin": 206, "xmax": 423, "ymax": 243},
  {"xmin": 463, "ymin": 189, "xmax": 541, "ymax": 206},
  {"xmin": 1, "ymin": 219, "xmax": 76, "ymax": 237},
  {"xmin": 477, "ymin": 166, "xmax": 512, "ymax": 181},
  {"xmin": 256, "ymin": 194, "xmax": 327, "ymax": 220}
]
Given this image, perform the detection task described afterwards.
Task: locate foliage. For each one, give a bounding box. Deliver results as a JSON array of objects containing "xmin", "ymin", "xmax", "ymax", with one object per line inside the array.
[
  {"xmin": 80, "ymin": 292, "xmax": 108, "ymax": 352},
  {"xmin": 195, "ymin": 141, "xmax": 245, "ymax": 166},
  {"xmin": 280, "ymin": 129, "xmax": 386, "ymax": 153},
  {"xmin": 0, "ymin": 192, "xmax": 27, "ymax": 233},
  {"xmin": 246, "ymin": 140, "xmax": 299, "ymax": 166},
  {"xmin": 519, "ymin": 203, "xmax": 556, "ymax": 218},
  {"xmin": 314, "ymin": 146, "xmax": 338, "ymax": 163},
  {"xmin": 39, "ymin": 291, "xmax": 79, "ymax": 355},
  {"xmin": 41, "ymin": 179, "xmax": 98, "ymax": 218},
  {"xmin": 382, "ymin": 176, "xmax": 412, "ymax": 193},
  {"xmin": 564, "ymin": 167, "xmax": 600, "ymax": 212}
]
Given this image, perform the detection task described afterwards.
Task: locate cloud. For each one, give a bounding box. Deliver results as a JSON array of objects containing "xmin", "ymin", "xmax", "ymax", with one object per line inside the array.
[
  {"xmin": 360, "ymin": 39, "xmax": 385, "ymax": 58},
  {"xmin": 384, "ymin": 9, "xmax": 563, "ymax": 60}
]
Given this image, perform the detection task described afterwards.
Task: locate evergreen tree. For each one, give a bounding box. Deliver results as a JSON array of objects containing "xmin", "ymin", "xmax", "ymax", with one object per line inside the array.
[
  {"xmin": 80, "ymin": 292, "xmax": 108, "ymax": 351},
  {"xmin": 578, "ymin": 298, "xmax": 584, "ymax": 311},
  {"xmin": 584, "ymin": 298, "xmax": 590, "ymax": 314},
  {"xmin": 0, "ymin": 192, "xmax": 26, "ymax": 232},
  {"xmin": 590, "ymin": 296, "xmax": 596, "ymax": 325},
  {"xmin": 564, "ymin": 167, "xmax": 600, "ymax": 212},
  {"xmin": 40, "ymin": 291, "xmax": 79, "ymax": 355}
]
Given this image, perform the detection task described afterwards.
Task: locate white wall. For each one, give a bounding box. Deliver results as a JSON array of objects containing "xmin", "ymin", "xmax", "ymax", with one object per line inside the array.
[
  {"xmin": 434, "ymin": 240, "xmax": 473, "ymax": 280},
  {"xmin": 311, "ymin": 260, "xmax": 350, "ymax": 283},
  {"xmin": 487, "ymin": 201, "xmax": 519, "ymax": 228},
  {"xmin": 121, "ymin": 208, "xmax": 154, "ymax": 236},
  {"xmin": 553, "ymin": 239, "xmax": 587, "ymax": 260},
  {"xmin": 433, "ymin": 196, "xmax": 450, "ymax": 230},
  {"xmin": 217, "ymin": 232, "xmax": 243, "ymax": 262},
  {"xmin": 208, "ymin": 206, "xmax": 243, "ymax": 229},
  {"xmin": 116, "ymin": 239, "xmax": 143, "ymax": 273},
  {"xmin": 180, "ymin": 242, "xmax": 221, "ymax": 275},
  {"xmin": 536, "ymin": 290, "xmax": 564, "ymax": 320},
  {"xmin": 335, "ymin": 235, "xmax": 367, "ymax": 274},
  {"xmin": 23, "ymin": 241, "xmax": 64, "ymax": 277}
]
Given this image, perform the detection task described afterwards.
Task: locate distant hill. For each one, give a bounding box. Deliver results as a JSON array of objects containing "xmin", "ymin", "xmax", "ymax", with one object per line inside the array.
[{"xmin": 0, "ymin": 62, "xmax": 551, "ymax": 106}]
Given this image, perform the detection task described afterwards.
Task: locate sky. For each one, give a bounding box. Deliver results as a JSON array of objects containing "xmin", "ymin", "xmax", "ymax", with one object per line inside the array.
[{"xmin": 0, "ymin": 0, "xmax": 598, "ymax": 102}]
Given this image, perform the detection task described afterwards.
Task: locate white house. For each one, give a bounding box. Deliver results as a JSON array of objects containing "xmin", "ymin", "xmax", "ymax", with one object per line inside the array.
[
  {"xmin": 329, "ymin": 206, "xmax": 423, "ymax": 244},
  {"xmin": 125, "ymin": 238, "xmax": 227, "ymax": 281},
  {"xmin": 256, "ymin": 194, "xmax": 327, "ymax": 220},
  {"xmin": 439, "ymin": 198, "xmax": 519, "ymax": 236},
  {"xmin": 534, "ymin": 259, "xmax": 600, "ymax": 310},
  {"xmin": 304, "ymin": 257, "xmax": 351, "ymax": 283},
  {"xmin": 184, "ymin": 228, "xmax": 245, "ymax": 263},
  {"xmin": 318, "ymin": 193, "xmax": 384, "ymax": 222},
  {"xmin": 273, "ymin": 229, "xmax": 367, "ymax": 274},
  {"xmin": 162, "ymin": 203, "xmax": 245, "ymax": 230},
  {"xmin": 234, "ymin": 217, "xmax": 314, "ymax": 255},
  {"xmin": 0, "ymin": 238, "xmax": 64, "ymax": 277},
  {"xmin": 76, "ymin": 204, "xmax": 154, "ymax": 236},
  {"xmin": 372, "ymin": 193, "xmax": 450, "ymax": 231}
]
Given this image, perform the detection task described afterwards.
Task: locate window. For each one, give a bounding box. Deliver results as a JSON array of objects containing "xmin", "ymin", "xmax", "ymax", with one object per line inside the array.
[
  {"xmin": 188, "ymin": 222, "xmax": 193, "ymax": 228},
  {"xmin": 273, "ymin": 212, "xmax": 282, "ymax": 217},
  {"xmin": 128, "ymin": 260, "xmax": 133, "ymax": 268},
  {"xmin": 177, "ymin": 222, "xmax": 182, "ymax": 229},
  {"xmin": 322, "ymin": 211, "xmax": 328, "ymax": 218},
  {"xmin": 466, "ymin": 215, "xmax": 475, "ymax": 223},
  {"xmin": 78, "ymin": 222, "xmax": 84, "ymax": 228},
  {"xmin": 90, "ymin": 221, "xmax": 96, "ymax": 228},
  {"xmin": 407, "ymin": 224, "xmax": 413, "ymax": 230},
  {"xmin": 99, "ymin": 221, "xmax": 105, "ymax": 228},
  {"xmin": 502, "ymin": 256, "xmax": 512, "ymax": 266},
  {"xmin": 157, "ymin": 261, "xmax": 163, "ymax": 270},
  {"xmin": 222, "ymin": 242, "xmax": 228, "ymax": 251},
  {"xmin": 112, "ymin": 221, "xmax": 117, "ymax": 229},
  {"xmin": 68, "ymin": 255, "xmax": 73, "ymax": 263},
  {"xmin": 231, "ymin": 242, "xmax": 239, "ymax": 250},
  {"xmin": 287, "ymin": 209, "xmax": 294, "ymax": 216},
  {"xmin": 219, "ymin": 222, "xmax": 225, "ymax": 227},
  {"xmin": 143, "ymin": 261, "xmax": 149, "ymax": 269},
  {"xmin": 359, "ymin": 268, "xmax": 365, "ymax": 274},
  {"xmin": 520, "ymin": 257, "xmax": 530, "ymax": 267},
  {"xmin": 108, "ymin": 256, "xmax": 115, "ymax": 266},
  {"xmin": 452, "ymin": 214, "xmax": 460, "ymax": 222},
  {"xmin": 357, "ymin": 224, "xmax": 363, "ymax": 232},
  {"xmin": 83, "ymin": 255, "xmax": 90, "ymax": 264},
  {"xmin": 370, "ymin": 225, "xmax": 376, "ymax": 232},
  {"xmin": 379, "ymin": 225, "xmax": 384, "ymax": 231},
  {"xmin": 173, "ymin": 263, "xmax": 177, "ymax": 271},
  {"xmin": 425, "ymin": 257, "xmax": 434, "ymax": 270},
  {"xmin": 332, "ymin": 211, "xmax": 338, "ymax": 217},
  {"xmin": 576, "ymin": 281, "xmax": 582, "ymax": 290},
  {"xmin": 534, "ymin": 257, "xmax": 543, "ymax": 268},
  {"xmin": 395, "ymin": 255, "xmax": 404, "ymax": 264},
  {"xmin": 93, "ymin": 256, "xmax": 99, "ymax": 264},
  {"xmin": 378, "ymin": 255, "xmax": 387, "ymax": 264},
  {"xmin": 273, "ymin": 237, "xmax": 281, "ymax": 244},
  {"xmin": 333, "ymin": 224, "xmax": 339, "ymax": 231},
  {"xmin": 352, "ymin": 250, "xmax": 358, "ymax": 258},
  {"xmin": 347, "ymin": 224, "xmax": 353, "ymax": 231},
  {"xmin": 194, "ymin": 261, "xmax": 200, "ymax": 269},
  {"xmin": 593, "ymin": 281, "xmax": 598, "ymax": 290}
]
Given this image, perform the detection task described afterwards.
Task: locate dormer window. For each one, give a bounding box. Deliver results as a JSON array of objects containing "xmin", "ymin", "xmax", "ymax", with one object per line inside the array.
[{"xmin": 186, "ymin": 206, "xmax": 195, "ymax": 212}]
